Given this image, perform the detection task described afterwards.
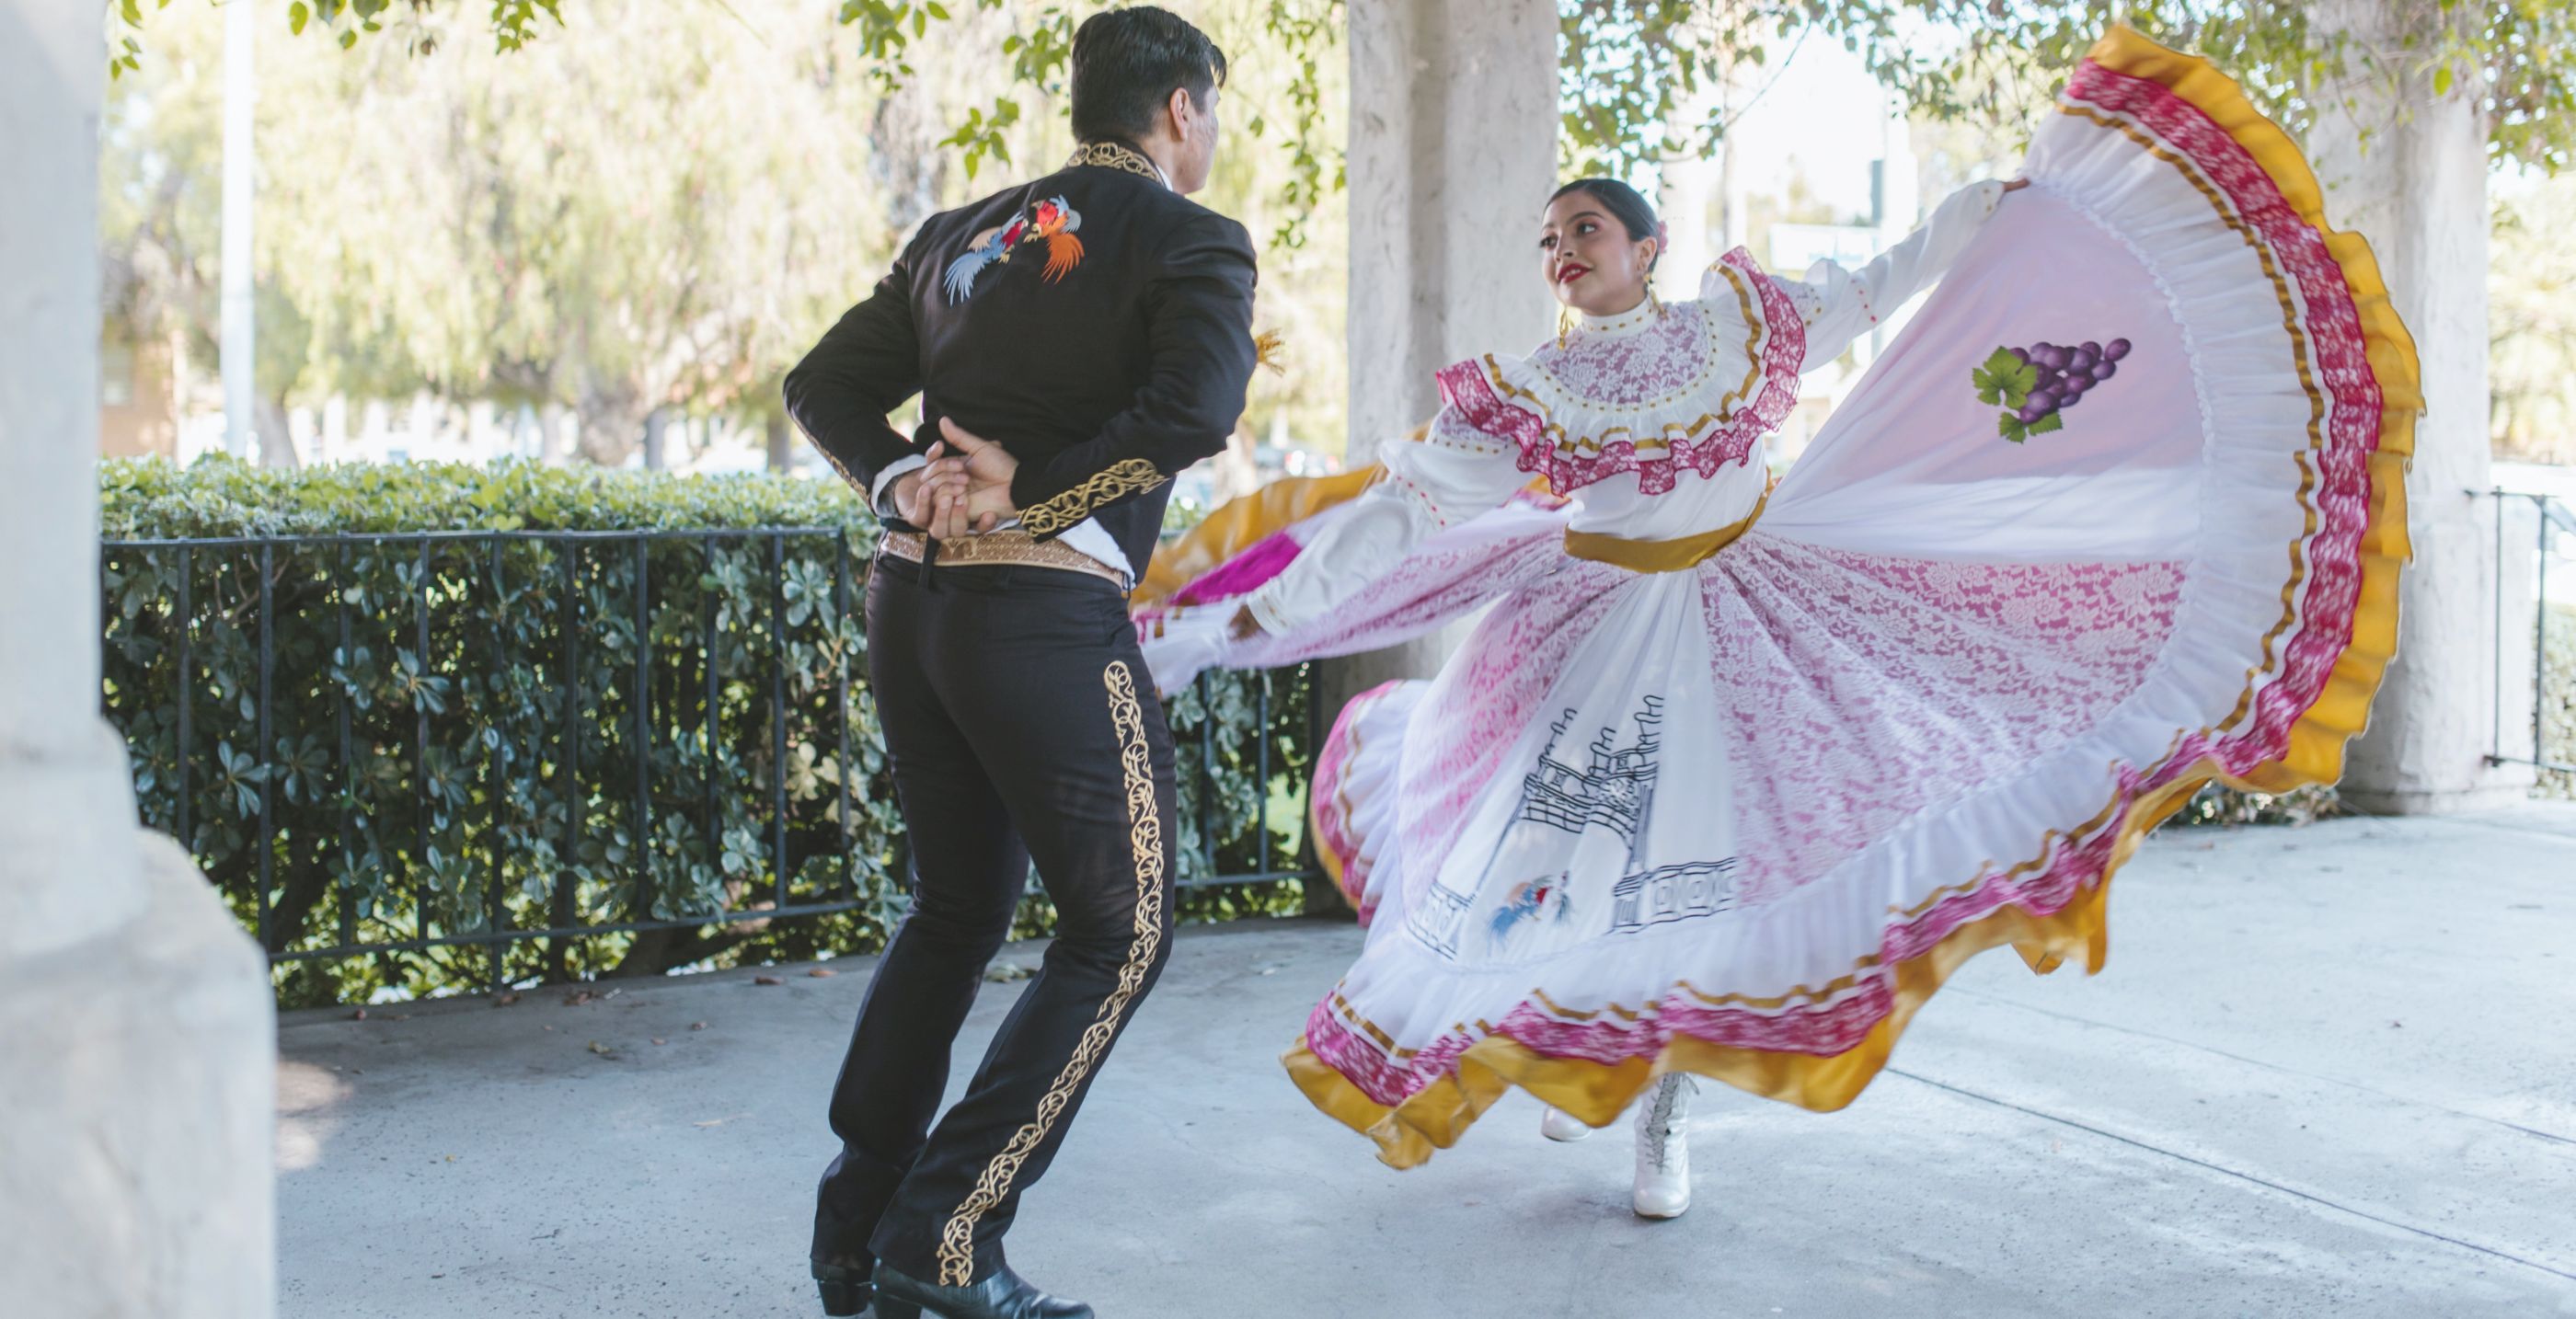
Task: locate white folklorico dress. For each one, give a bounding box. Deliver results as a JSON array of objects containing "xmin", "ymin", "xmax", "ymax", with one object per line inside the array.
[{"xmin": 1131, "ymin": 29, "xmax": 2417, "ymax": 1168}]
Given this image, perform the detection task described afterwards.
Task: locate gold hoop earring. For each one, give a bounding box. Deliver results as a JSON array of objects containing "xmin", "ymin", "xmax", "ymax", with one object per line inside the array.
[
  {"xmin": 1646, "ymin": 285, "xmax": 1664, "ymax": 319},
  {"xmin": 1556, "ymin": 303, "xmax": 1577, "ymax": 350}
]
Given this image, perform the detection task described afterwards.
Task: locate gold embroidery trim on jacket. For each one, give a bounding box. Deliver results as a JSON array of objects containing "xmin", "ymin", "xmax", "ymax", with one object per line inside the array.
[
  {"xmin": 1066, "ymin": 141, "xmax": 1164, "ymax": 183},
  {"xmin": 936, "ymin": 661, "xmax": 1167, "ymax": 1285},
  {"xmin": 1018, "ymin": 458, "xmax": 1169, "ymax": 535}
]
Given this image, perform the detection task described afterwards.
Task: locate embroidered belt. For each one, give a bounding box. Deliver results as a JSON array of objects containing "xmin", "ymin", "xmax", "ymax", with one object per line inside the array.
[
  {"xmin": 1562, "ymin": 495, "xmax": 1767, "ymax": 573},
  {"xmin": 878, "ymin": 529, "xmax": 1129, "ymax": 588}
]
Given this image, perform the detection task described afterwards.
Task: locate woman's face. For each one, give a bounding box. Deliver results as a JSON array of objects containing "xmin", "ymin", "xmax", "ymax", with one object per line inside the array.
[{"xmin": 1538, "ymin": 190, "xmax": 1658, "ymax": 318}]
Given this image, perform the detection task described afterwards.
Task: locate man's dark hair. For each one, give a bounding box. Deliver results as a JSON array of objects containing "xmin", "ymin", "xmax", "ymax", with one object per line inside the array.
[
  {"xmin": 1069, "ymin": 6, "xmax": 1229, "ymax": 145},
  {"xmin": 1549, "ymin": 178, "xmax": 1664, "ymax": 270}
]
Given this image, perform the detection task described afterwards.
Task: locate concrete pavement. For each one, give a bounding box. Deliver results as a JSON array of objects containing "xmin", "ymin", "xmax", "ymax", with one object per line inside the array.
[{"xmin": 274, "ymin": 807, "xmax": 2576, "ymax": 1318}]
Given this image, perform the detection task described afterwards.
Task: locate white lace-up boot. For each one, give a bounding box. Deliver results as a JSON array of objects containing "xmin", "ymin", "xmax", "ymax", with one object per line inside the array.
[
  {"xmin": 1630, "ymin": 1073, "xmax": 1696, "ymax": 1219},
  {"xmin": 1540, "ymin": 1106, "xmax": 1593, "ymax": 1141}
]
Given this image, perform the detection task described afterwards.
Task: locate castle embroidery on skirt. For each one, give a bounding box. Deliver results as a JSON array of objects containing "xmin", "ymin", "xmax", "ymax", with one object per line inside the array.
[{"xmin": 1406, "ymin": 697, "xmax": 1743, "ymax": 958}]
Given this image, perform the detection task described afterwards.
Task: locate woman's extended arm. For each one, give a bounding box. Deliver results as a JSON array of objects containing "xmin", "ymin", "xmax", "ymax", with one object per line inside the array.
[
  {"xmin": 1790, "ymin": 179, "xmax": 2017, "ymax": 366},
  {"xmin": 1231, "ymin": 407, "xmax": 1532, "ymax": 638}
]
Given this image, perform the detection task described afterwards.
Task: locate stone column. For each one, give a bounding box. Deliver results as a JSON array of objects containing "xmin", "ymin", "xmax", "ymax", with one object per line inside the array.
[
  {"xmin": 1322, "ymin": 0, "xmax": 1558, "ymax": 827},
  {"xmin": 1316, "ymin": 0, "xmax": 1556, "ymax": 910},
  {"xmin": 2309, "ymin": 0, "xmax": 2535, "ymax": 813},
  {"xmin": 1347, "ymin": 0, "xmax": 1559, "ymax": 449},
  {"xmin": 0, "ymin": 3, "xmax": 277, "ymax": 1313}
]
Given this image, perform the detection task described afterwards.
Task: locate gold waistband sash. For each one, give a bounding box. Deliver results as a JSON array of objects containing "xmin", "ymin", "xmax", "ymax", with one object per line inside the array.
[
  {"xmin": 878, "ymin": 529, "xmax": 1129, "ymax": 587},
  {"xmin": 1562, "ymin": 495, "xmax": 1766, "ymax": 573}
]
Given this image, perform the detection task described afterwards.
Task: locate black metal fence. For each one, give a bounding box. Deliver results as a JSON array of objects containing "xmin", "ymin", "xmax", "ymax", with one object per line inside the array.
[
  {"xmin": 2487, "ymin": 489, "xmax": 2575, "ymax": 777},
  {"xmin": 98, "ymin": 528, "xmax": 1319, "ymax": 1001}
]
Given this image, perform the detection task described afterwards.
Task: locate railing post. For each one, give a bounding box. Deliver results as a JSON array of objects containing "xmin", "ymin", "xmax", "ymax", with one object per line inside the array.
[
  {"xmin": 335, "ymin": 542, "xmax": 355, "ymax": 949},
  {"xmin": 834, "ymin": 529, "xmax": 854, "ymax": 896},
  {"xmin": 553, "ymin": 539, "xmax": 582, "ymax": 976},
  {"xmin": 2493, "ymin": 488, "xmax": 2505, "ymax": 764},
  {"xmin": 486, "ymin": 538, "xmax": 506, "ymax": 990},
  {"xmin": 633, "ymin": 536, "xmax": 652, "ymax": 922},
  {"xmin": 701, "ymin": 537, "xmax": 720, "ymax": 898},
  {"xmin": 771, "ymin": 532, "xmax": 789, "ymax": 908},
  {"xmin": 2537, "ymin": 494, "xmax": 2551, "ymax": 772},
  {"xmin": 1195, "ymin": 671, "xmax": 1216, "ymax": 877},
  {"xmin": 415, "ymin": 538, "xmax": 432, "ymax": 944},
  {"xmin": 175, "ymin": 545, "xmax": 192, "ymax": 856},
  {"xmin": 256, "ymin": 541, "xmax": 274, "ymax": 956},
  {"xmin": 1256, "ymin": 670, "xmax": 1271, "ymax": 872}
]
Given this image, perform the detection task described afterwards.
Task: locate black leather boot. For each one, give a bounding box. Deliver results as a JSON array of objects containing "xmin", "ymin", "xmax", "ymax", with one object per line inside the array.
[
  {"xmin": 871, "ymin": 1262, "xmax": 1093, "ymax": 1319},
  {"xmin": 813, "ymin": 1258, "xmax": 874, "ymax": 1318},
  {"xmin": 812, "ymin": 1186, "xmax": 878, "ymax": 1316}
]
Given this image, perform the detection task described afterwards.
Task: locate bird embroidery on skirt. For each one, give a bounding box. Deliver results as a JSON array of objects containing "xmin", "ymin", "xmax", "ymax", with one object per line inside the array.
[{"xmin": 942, "ymin": 196, "xmax": 1087, "ymax": 304}]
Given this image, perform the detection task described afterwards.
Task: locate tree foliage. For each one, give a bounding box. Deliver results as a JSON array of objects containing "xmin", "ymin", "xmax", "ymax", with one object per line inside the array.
[
  {"xmin": 1558, "ymin": 0, "xmax": 2573, "ymax": 178},
  {"xmin": 2490, "ymin": 176, "xmax": 2576, "ymax": 463},
  {"xmin": 117, "ymin": 0, "xmax": 2570, "ymax": 206},
  {"xmin": 103, "ymin": 0, "xmax": 1352, "ymax": 465}
]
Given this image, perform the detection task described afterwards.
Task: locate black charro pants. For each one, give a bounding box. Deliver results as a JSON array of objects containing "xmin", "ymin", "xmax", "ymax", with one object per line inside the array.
[{"xmin": 817, "ymin": 554, "xmax": 1177, "ymax": 1289}]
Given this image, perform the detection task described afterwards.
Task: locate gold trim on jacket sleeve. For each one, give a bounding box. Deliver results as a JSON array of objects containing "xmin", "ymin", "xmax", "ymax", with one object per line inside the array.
[{"xmin": 1019, "ymin": 458, "xmax": 1169, "ymax": 536}]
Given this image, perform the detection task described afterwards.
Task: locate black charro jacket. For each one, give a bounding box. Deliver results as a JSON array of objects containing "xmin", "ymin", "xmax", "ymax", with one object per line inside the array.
[{"xmin": 784, "ymin": 141, "xmax": 1259, "ymax": 577}]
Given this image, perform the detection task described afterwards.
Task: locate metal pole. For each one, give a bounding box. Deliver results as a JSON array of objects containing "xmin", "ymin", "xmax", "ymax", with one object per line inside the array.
[
  {"xmin": 634, "ymin": 538, "xmax": 652, "ymax": 921},
  {"xmin": 487, "ymin": 540, "xmax": 505, "ymax": 988},
  {"xmin": 701, "ymin": 540, "xmax": 719, "ymax": 883},
  {"xmin": 1196, "ymin": 671, "xmax": 1216, "ymax": 875},
  {"xmin": 175, "ymin": 546, "xmax": 194, "ymax": 854},
  {"xmin": 2492, "ymin": 489, "xmax": 2505, "ymax": 763},
  {"xmin": 1301, "ymin": 662, "xmax": 1321, "ymax": 873},
  {"xmin": 220, "ymin": 0, "xmax": 257, "ymax": 460},
  {"xmin": 555, "ymin": 541, "xmax": 582, "ymax": 964},
  {"xmin": 256, "ymin": 541, "xmax": 274, "ymax": 953},
  {"xmin": 2536, "ymin": 494, "xmax": 2549, "ymax": 770},
  {"xmin": 416, "ymin": 540, "xmax": 431, "ymax": 943},
  {"xmin": 1255, "ymin": 671, "xmax": 1271, "ymax": 871},
  {"xmin": 770, "ymin": 533, "xmax": 788, "ymax": 907},
  {"xmin": 833, "ymin": 531, "xmax": 853, "ymax": 895},
  {"xmin": 336, "ymin": 543, "xmax": 354, "ymax": 948}
]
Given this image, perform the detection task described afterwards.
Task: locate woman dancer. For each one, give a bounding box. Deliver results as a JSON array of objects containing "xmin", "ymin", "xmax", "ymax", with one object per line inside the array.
[{"xmin": 1131, "ymin": 29, "xmax": 2415, "ymax": 1218}]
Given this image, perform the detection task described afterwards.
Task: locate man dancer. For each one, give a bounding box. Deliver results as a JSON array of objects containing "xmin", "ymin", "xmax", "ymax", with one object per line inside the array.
[{"xmin": 783, "ymin": 8, "xmax": 1255, "ymax": 1318}]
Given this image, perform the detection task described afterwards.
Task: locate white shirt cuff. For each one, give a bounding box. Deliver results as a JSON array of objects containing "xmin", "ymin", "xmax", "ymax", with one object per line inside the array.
[{"xmin": 870, "ymin": 454, "xmax": 927, "ymax": 518}]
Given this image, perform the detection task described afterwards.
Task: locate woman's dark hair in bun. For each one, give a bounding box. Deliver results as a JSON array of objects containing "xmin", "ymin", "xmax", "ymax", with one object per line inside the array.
[{"xmin": 1548, "ymin": 178, "xmax": 1664, "ymax": 270}]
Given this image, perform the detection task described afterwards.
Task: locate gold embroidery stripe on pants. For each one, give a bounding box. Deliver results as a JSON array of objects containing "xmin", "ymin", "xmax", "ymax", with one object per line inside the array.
[{"xmin": 935, "ymin": 660, "xmax": 1167, "ymax": 1285}]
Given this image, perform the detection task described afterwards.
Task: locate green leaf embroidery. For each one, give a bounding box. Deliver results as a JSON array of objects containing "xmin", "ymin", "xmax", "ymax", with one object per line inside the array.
[{"xmin": 1970, "ymin": 348, "xmax": 2039, "ymax": 408}]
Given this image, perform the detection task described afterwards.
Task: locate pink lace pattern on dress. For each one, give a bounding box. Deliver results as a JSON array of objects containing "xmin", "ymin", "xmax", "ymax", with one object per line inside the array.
[
  {"xmin": 1312, "ymin": 681, "xmax": 1404, "ymax": 920},
  {"xmin": 1704, "ymin": 540, "xmax": 2184, "ymax": 908},
  {"xmin": 1224, "ymin": 506, "xmax": 1568, "ymax": 671},
  {"xmin": 1432, "ymin": 250, "xmax": 1807, "ymax": 497},
  {"xmin": 1391, "ymin": 560, "xmax": 1639, "ymax": 887},
  {"xmin": 1302, "ymin": 63, "xmax": 2390, "ymax": 1106}
]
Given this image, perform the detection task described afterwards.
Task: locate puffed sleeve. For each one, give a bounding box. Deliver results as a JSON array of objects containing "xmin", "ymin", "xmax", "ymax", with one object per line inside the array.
[
  {"xmin": 1241, "ymin": 386, "xmax": 1534, "ymax": 637},
  {"xmin": 1773, "ymin": 179, "xmax": 2007, "ymax": 367}
]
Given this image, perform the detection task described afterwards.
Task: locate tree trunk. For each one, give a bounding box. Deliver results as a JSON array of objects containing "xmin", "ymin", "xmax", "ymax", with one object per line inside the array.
[
  {"xmin": 1210, "ymin": 420, "xmax": 1259, "ymax": 505},
  {"xmin": 573, "ymin": 380, "xmax": 646, "ymax": 467},
  {"xmin": 765, "ymin": 412, "xmax": 792, "ymax": 472},
  {"xmin": 537, "ymin": 404, "xmax": 568, "ymax": 465},
  {"xmin": 255, "ymin": 394, "xmax": 297, "ymax": 469},
  {"xmin": 641, "ymin": 407, "xmax": 670, "ymax": 471}
]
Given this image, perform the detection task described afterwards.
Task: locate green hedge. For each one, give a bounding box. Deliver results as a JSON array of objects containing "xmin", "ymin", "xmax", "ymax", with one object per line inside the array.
[{"xmin": 99, "ymin": 458, "xmax": 1313, "ymax": 1007}]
